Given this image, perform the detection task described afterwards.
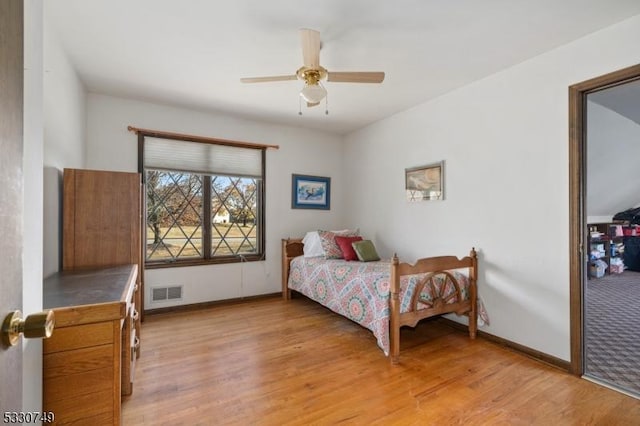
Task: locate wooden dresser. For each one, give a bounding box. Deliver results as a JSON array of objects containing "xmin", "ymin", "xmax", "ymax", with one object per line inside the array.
[
  {"xmin": 43, "ymin": 265, "xmax": 138, "ymax": 425},
  {"xmin": 62, "ymin": 168, "xmax": 143, "ymax": 367}
]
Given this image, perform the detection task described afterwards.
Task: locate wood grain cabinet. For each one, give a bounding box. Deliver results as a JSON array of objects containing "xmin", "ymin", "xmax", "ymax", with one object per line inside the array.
[
  {"xmin": 43, "ymin": 168, "xmax": 145, "ymax": 424},
  {"xmin": 62, "ymin": 168, "xmax": 143, "ymax": 352},
  {"xmin": 43, "ymin": 265, "xmax": 138, "ymax": 425},
  {"xmin": 63, "ymin": 168, "xmax": 144, "ymax": 322}
]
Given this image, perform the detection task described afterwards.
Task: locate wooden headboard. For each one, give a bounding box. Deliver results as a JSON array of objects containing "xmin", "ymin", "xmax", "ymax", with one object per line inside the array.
[{"xmin": 281, "ymin": 238, "xmax": 303, "ymax": 300}]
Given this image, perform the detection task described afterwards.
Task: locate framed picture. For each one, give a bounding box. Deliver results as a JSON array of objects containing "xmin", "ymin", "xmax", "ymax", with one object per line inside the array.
[
  {"xmin": 291, "ymin": 174, "xmax": 331, "ymax": 210},
  {"xmin": 405, "ymin": 161, "xmax": 445, "ymax": 201}
]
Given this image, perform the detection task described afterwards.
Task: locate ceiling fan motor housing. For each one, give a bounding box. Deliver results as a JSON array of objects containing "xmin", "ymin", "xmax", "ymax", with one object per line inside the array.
[{"xmin": 297, "ymin": 66, "xmax": 327, "ymax": 85}]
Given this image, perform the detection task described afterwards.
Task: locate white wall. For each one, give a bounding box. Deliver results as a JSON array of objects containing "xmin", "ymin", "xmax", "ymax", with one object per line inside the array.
[
  {"xmin": 42, "ymin": 6, "xmax": 87, "ymax": 277},
  {"xmin": 85, "ymin": 93, "xmax": 345, "ymax": 307},
  {"xmin": 23, "ymin": 0, "xmax": 44, "ymax": 413},
  {"xmin": 23, "ymin": 1, "xmax": 85, "ymax": 410},
  {"xmin": 587, "ymin": 100, "xmax": 640, "ymax": 221},
  {"xmin": 343, "ymin": 15, "xmax": 640, "ymax": 361}
]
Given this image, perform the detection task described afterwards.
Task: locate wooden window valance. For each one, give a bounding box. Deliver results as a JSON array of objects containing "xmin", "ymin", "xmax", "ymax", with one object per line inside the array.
[{"xmin": 127, "ymin": 126, "xmax": 280, "ymax": 150}]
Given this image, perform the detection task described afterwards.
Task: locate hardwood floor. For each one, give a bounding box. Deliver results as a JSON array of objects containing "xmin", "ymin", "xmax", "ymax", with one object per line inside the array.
[{"xmin": 123, "ymin": 296, "xmax": 640, "ymax": 425}]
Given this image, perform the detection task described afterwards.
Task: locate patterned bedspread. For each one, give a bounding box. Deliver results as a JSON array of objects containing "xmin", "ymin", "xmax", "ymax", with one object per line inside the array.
[{"xmin": 288, "ymin": 256, "xmax": 471, "ymax": 355}]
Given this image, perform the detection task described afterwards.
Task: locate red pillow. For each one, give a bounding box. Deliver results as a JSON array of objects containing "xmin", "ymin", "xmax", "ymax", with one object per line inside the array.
[{"xmin": 334, "ymin": 236, "xmax": 363, "ymax": 261}]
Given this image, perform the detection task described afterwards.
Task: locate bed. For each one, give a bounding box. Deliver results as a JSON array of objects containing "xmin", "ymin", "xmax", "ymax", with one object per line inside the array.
[{"xmin": 281, "ymin": 237, "xmax": 478, "ymax": 363}]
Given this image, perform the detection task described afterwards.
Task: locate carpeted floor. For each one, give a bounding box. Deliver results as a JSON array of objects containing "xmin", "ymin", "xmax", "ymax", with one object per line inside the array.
[{"xmin": 585, "ymin": 270, "xmax": 640, "ymax": 396}]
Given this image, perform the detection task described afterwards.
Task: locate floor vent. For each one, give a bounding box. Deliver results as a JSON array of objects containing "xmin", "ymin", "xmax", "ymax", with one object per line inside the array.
[{"xmin": 151, "ymin": 286, "xmax": 183, "ymax": 302}]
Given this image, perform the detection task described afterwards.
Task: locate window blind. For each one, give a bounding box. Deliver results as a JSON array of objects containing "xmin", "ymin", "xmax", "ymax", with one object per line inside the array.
[{"xmin": 144, "ymin": 137, "xmax": 263, "ymax": 178}]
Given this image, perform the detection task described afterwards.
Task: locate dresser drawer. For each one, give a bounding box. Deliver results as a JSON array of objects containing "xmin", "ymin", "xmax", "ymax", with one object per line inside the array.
[
  {"xmin": 44, "ymin": 361, "xmax": 114, "ymax": 402},
  {"xmin": 44, "ymin": 321, "xmax": 114, "ymax": 354},
  {"xmin": 44, "ymin": 344, "xmax": 113, "ymax": 379},
  {"xmin": 45, "ymin": 388, "xmax": 114, "ymax": 425}
]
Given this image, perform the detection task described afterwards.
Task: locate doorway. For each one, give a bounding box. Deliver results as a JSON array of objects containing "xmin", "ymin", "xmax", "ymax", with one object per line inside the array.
[{"xmin": 569, "ymin": 64, "xmax": 640, "ymax": 395}]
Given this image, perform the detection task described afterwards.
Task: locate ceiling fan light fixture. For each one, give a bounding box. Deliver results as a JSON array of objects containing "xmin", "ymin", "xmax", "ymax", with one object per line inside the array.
[{"xmin": 300, "ymin": 83, "xmax": 327, "ymax": 103}]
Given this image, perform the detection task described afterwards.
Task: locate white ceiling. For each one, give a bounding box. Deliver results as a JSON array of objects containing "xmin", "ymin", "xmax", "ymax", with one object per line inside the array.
[{"xmin": 46, "ymin": 0, "xmax": 640, "ymax": 135}]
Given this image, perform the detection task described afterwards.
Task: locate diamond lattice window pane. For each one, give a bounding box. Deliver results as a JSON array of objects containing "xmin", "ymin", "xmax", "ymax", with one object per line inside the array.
[
  {"xmin": 211, "ymin": 177, "xmax": 259, "ymax": 256},
  {"xmin": 146, "ymin": 170, "xmax": 203, "ymax": 261}
]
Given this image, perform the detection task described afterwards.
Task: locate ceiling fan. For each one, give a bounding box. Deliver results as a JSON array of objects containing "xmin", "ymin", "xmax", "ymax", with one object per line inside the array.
[{"xmin": 240, "ymin": 28, "xmax": 385, "ymax": 109}]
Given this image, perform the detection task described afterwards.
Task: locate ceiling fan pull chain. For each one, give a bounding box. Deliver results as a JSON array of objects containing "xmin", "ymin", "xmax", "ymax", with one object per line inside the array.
[
  {"xmin": 298, "ymin": 95, "xmax": 303, "ymax": 116},
  {"xmin": 324, "ymin": 84, "xmax": 329, "ymax": 115}
]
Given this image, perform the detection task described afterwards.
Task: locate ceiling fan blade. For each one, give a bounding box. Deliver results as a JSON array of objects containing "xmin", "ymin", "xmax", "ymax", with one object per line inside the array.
[
  {"xmin": 240, "ymin": 75, "xmax": 297, "ymax": 83},
  {"xmin": 300, "ymin": 28, "xmax": 320, "ymax": 69},
  {"xmin": 327, "ymin": 71, "xmax": 385, "ymax": 83}
]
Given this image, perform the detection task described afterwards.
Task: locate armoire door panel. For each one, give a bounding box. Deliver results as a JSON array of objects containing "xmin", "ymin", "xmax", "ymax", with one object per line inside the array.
[{"xmin": 63, "ymin": 169, "xmax": 141, "ymax": 269}]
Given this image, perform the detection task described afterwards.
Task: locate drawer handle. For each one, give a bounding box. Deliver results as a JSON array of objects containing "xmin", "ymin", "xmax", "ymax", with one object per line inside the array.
[
  {"xmin": 132, "ymin": 310, "xmax": 139, "ymax": 321},
  {"xmin": 131, "ymin": 336, "xmax": 141, "ymax": 359}
]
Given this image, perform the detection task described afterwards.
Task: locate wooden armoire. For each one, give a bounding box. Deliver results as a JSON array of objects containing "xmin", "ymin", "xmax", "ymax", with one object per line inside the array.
[
  {"xmin": 61, "ymin": 167, "xmax": 143, "ymax": 338},
  {"xmin": 62, "ymin": 168, "xmax": 142, "ymax": 273},
  {"xmin": 42, "ymin": 168, "xmax": 143, "ymax": 424}
]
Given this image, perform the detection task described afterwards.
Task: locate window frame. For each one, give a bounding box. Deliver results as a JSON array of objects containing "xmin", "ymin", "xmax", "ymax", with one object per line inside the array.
[{"xmin": 135, "ymin": 127, "xmax": 272, "ymax": 269}]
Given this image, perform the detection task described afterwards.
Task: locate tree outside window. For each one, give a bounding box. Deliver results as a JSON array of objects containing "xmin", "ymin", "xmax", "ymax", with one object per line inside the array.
[{"xmin": 146, "ymin": 170, "xmax": 261, "ymax": 264}]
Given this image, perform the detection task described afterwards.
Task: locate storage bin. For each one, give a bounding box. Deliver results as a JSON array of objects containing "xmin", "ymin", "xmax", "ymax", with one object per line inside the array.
[
  {"xmin": 610, "ymin": 264, "xmax": 624, "ymax": 274},
  {"xmin": 590, "ymin": 262, "xmax": 606, "ymax": 278}
]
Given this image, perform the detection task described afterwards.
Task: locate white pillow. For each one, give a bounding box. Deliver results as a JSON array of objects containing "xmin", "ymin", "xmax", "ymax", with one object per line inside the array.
[
  {"xmin": 302, "ymin": 231, "xmax": 324, "ymax": 257},
  {"xmin": 302, "ymin": 229, "xmax": 359, "ymax": 258}
]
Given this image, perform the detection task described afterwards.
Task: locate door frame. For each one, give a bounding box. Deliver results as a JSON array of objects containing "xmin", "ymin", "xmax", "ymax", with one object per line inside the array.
[{"xmin": 569, "ymin": 63, "xmax": 640, "ymax": 375}]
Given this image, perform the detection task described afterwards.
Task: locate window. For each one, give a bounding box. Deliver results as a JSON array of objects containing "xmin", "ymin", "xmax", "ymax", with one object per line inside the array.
[{"xmin": 137, "ymin": 131, "xmax": 268, "ymax": 267}]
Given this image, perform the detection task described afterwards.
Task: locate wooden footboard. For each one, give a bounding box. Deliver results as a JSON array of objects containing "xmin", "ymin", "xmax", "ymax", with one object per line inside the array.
[
  {"xmin": 390, "ymin": 249, "xmax": 477, "ymax": 364},
  {"xmin": 281, "ymin": 238, "xmax": 478, "ymax": 364}
]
